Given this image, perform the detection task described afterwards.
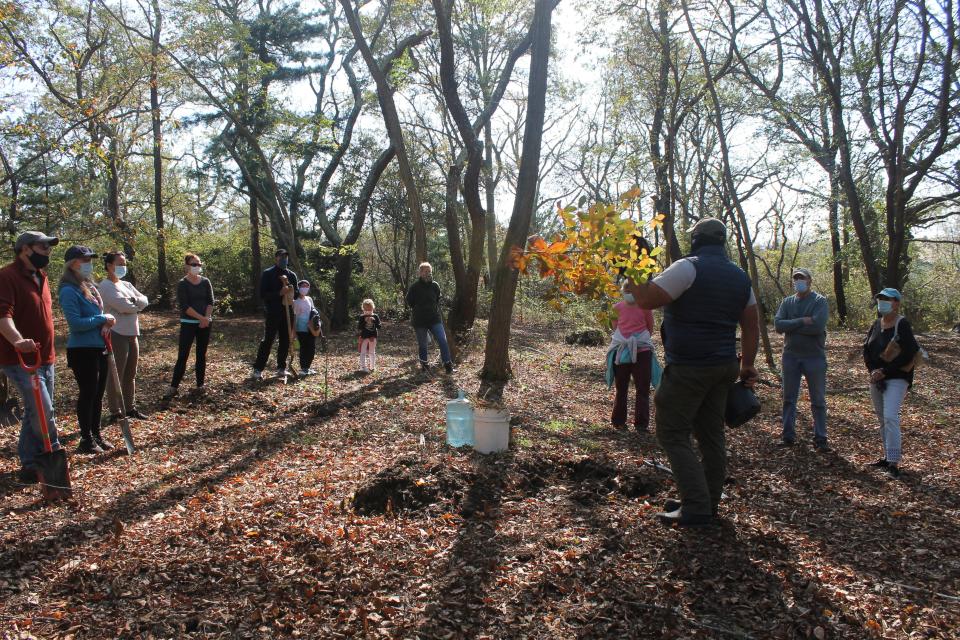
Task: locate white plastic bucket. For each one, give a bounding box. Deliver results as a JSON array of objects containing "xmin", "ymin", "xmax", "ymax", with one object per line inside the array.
[{"xmin": 473, "ymin": 407, "xmax": 510, "ymax": 454}]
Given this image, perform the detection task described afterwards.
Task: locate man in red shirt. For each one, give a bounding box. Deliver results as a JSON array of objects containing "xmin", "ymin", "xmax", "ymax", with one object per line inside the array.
[{"xmin": 0, "ymin": 231, "xmax": 61, "ymax": 484}]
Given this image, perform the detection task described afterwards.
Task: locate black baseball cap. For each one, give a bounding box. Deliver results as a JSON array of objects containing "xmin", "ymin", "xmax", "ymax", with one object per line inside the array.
[
  {"xmin": 690, "ymin": 217, "xmax": 727, "ymax": 243},
  {"xmin": 275, "ymin": 248, "xmax": 289, "ymax": 256},
  {"xmin": 63, "ymin": 245, "xmax": 97, "ymax": 261}
]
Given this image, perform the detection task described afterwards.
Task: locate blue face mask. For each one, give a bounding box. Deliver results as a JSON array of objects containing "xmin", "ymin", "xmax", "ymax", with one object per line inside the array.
[
  {"xmin": 114, "ymin": 265, "xmax": 127, "ymax": 279},
  {"xmin": 793, "ymin": 280, "xmax": 808, "ymax": 293},
  {"xmin": 877, "ymin": 300, "xmax": 894, "ymax": 315},
  {"xmin": 623, "ymin": 292, "xmax": 636, "ymax": 304},
  {"xmin": 79, "ymin": 262, "xmax": 93, "ymax": 278},
  {"xmin": 278, "ymin": 257, "xmax": 288, "ymax": 269}
]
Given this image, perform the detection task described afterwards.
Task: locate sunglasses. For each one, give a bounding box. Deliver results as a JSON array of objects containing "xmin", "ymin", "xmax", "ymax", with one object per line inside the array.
[
  {"xmin": 792, "ymin": 274, "xmax": 807, "ymax": 280},
  {"xmin": 876, "ymin": 296, "xmax": 894, "ymax": 302},
  {"xmin": 188, "ymin": 262, "xmax": 203, "ymax": 267}
]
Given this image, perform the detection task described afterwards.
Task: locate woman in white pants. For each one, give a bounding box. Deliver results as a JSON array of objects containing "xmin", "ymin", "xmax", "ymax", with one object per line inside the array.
[
  {"xmin": 862, "ymin": 288, "xmax": 919, "ymax": 479},
  {"xmin": 98, "ymin": 251, "xmax": 150, "ymax": 421}
]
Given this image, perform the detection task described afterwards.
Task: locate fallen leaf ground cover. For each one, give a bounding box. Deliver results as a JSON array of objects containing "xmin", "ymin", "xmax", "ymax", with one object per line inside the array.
[{"xmin": 1, "ymin": 312, "xmax": 958, "ymax": 639}]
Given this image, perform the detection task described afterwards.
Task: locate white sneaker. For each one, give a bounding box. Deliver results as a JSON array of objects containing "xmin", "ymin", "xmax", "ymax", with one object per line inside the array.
[
  {"xmin": 276, "ymin": 368, "xmax": 291, "ymax": 377},
  {"xmin": 251, "ymin": 369, "xmax": 263, "ymax": 381},
  {"xmin": 304, "ymin": 368, "xmax": 317, "ymax": 376}
]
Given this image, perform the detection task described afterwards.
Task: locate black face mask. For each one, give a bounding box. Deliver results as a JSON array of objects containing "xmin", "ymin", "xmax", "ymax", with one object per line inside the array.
[{"xmin": 28, "ymin": 251, "xmax": 50, "ymax": 270}]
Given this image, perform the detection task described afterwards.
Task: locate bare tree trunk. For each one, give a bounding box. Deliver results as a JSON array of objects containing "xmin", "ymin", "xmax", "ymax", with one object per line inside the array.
[
  {"xmin": 432, "ymin": 0, "xmax": 542, "ymax": 339},
  {"xmin": 149, "ymin": 0, "xmax": 169, "ymax": 307},
  {"xmin": 446, "ymin": 168, "xmax": 486, "ymax": 340},
  {"xmin": 650, "ymin": 0, "xmax": 683, "ymax": 262},
  {"xmin": 478, "ymin": 0, "xmax": 554, "ymax": 401},
  {"xmin": 332, "ymin": 146, "xmax": 396, "ymax": 328},
  {"xmin": 682, "ymin": 0, "xmax": 776, "ymax": 374},
  {"xmin": 484, "ymin": 122, "xmax": 498, "ymax": 279},
  {"xmin": 249, "ymin": 196, "xmax": 262, "ymax": 308},
  {"xmin": 340, "ymin": 0, "xmax": 430, "ymax": 262},
  {"xmin": 445, "ymin": 165, "xmax": 467, "ymax": 294},
  {"xmin": 827, "ymin": 171, "xmax": 847, "ymax": 325},
  {"xmin": 0, "ymin": 147, "xmax": 17, "ymax": 244},
  {"xmin": 105, "ymin": 136, "xmax": 137, "ymax": 284}
]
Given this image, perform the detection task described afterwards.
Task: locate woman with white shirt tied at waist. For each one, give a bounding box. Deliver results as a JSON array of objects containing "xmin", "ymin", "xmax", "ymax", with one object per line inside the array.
[{"xmin": 98, "ymin": 252, "xmax": 150, "ymax": 422}]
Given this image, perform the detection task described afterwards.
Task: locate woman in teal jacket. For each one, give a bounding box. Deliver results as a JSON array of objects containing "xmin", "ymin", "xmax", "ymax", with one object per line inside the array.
[{"xmin": 59, "ymin": 245, "xmax": 116, "ymax": 453}]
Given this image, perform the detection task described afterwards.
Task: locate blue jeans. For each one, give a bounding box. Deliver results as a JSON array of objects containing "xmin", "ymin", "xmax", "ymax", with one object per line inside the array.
[
  {"xmin": 2, "ymin": 363, "xmax": 59, "ymax": 468},
  {"xmin": 781, "ymin": 352, "xmax": 827, "ymax": 444},
  {"xmin": 870, "ymin": 379, "xmax": 908, "ymax": 464},
  {"xmin": 414, "ymin": 322, "xmax": 452, "ymax": 366}
]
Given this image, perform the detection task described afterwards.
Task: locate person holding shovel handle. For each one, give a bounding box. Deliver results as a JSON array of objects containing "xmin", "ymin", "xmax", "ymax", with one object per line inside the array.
[
  {"xmin": 0, "ymin": 232, "xmax": 63, "ymax": 484},
  {"xmin": 252, "ymin": 248, "xmax": 299, "ymax": 381},
  {"xmin": 59, "ymin": 245, "xmax": 117, "ymax": 454},
  {"xmin": 98, "ymin": 251, "xmax": 150, "ymax": 422}
]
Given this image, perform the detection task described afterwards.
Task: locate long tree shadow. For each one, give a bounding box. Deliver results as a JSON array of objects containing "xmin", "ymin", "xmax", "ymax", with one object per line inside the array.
[
  {"xmin": 415, "ymin": 453, "xmax": 512, "ymax": 636},
  {"xmin": 739, "ymin": 438, "xmax": 960, "ymax": 612},
  {"xmin": 0, "ymin": 370, "xmax": 433, "ymax": 571}
]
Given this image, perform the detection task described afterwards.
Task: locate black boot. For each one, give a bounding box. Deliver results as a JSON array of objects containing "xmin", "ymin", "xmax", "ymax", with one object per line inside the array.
[
  {"xmin": 93, "ymin": 433, "xmax": 114, "ymax": 451},
  {"xmin": 17, "ymin": 467, "xmax": 39, "ymax": 484},
  {"xmin": 77, "ymin": 437, "xmax": 104, "ymax": 454}
]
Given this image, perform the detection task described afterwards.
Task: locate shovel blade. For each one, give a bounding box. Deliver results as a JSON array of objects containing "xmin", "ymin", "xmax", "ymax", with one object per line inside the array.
[
  {"xmin": 35, "ymin": 448, "xmax": 71, "ymax": 501},
  {"xmin": 120, "ymin": 417, "xmax": 135, "ymax": 455}
]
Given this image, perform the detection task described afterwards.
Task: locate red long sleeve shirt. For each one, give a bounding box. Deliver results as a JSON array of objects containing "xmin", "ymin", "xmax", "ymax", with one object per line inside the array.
[{"xmin": 0, "ymin": 259, "xmax": 56, "ymax": 366}]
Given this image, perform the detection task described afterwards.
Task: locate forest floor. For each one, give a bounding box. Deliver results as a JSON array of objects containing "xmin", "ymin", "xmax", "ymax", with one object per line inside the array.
[{"xmin": 1, "ymin": 312, "xmax": 958, "ymax": 639}]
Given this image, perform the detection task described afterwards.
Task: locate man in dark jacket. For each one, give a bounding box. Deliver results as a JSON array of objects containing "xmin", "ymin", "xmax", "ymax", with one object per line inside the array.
[
  {"xmin": 406, "ymin": 262, "xmax": 453, "ymax": 373},
  {"xmin": 252, "ymin": 248, "xmax": 299, "ymax": 380},
  {"xmin": 627, "ymin": 218, "xmax": 759, "ymax": 527}
]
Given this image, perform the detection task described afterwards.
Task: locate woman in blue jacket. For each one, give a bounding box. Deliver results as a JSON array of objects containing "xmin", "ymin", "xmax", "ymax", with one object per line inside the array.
[{"xmin": 59, "ymin": 245, "xmax": 116, "ymax": 453}]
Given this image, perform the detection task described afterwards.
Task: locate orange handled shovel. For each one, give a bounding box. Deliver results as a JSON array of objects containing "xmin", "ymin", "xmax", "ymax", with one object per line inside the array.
[{"xmin": 17, "ymin": 347, "xmax": 71, "ymax": 501}]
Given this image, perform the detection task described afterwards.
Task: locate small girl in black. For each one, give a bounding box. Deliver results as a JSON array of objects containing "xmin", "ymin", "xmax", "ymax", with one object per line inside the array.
[{"xmin": 357, "ymin": 298, "xmax": 381, "ymax": 372}]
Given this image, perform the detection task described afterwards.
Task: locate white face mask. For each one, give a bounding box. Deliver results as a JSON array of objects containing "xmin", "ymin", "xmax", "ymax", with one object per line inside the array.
[
  {"xmin": 113, "ymin": 265, "xmax": 127, "ymax": 279},
  {"xmin": 190, "ymin": 266, "xmax": 202, "ymax": 276},
  {"xmin": 79, "ymin": 262, "xmax": 94, "ymax": 278},
  {"xmin": 298, "ymin": 287, "xmax": 310, "ymax": 296}
]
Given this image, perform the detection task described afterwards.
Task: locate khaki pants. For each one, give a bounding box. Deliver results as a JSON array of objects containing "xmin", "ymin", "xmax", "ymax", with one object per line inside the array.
[
  {"xmin": 654, "ymin": 361, "xmax": 740, "ymax": 516},
  {"xmin": 107, "ymin": 332, "xmax": 139, "ymax": 415}
]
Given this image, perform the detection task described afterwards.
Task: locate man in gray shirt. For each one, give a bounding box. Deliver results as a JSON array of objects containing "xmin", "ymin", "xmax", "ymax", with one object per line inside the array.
[{"xmin": 774, "ymin": 267, "xmax": 830, "ymax": 450}]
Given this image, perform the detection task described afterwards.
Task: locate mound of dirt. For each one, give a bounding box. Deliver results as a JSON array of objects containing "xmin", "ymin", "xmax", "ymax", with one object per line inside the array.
[{"xmin": 351, "ymin": 457, "xmax": 470, "ymax": 515}]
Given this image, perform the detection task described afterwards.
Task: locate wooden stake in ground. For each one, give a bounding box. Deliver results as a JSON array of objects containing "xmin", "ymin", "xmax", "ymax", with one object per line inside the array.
[{"xmin": 280, "ymin": 275, "xmax": 298, "ymax": 384}]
